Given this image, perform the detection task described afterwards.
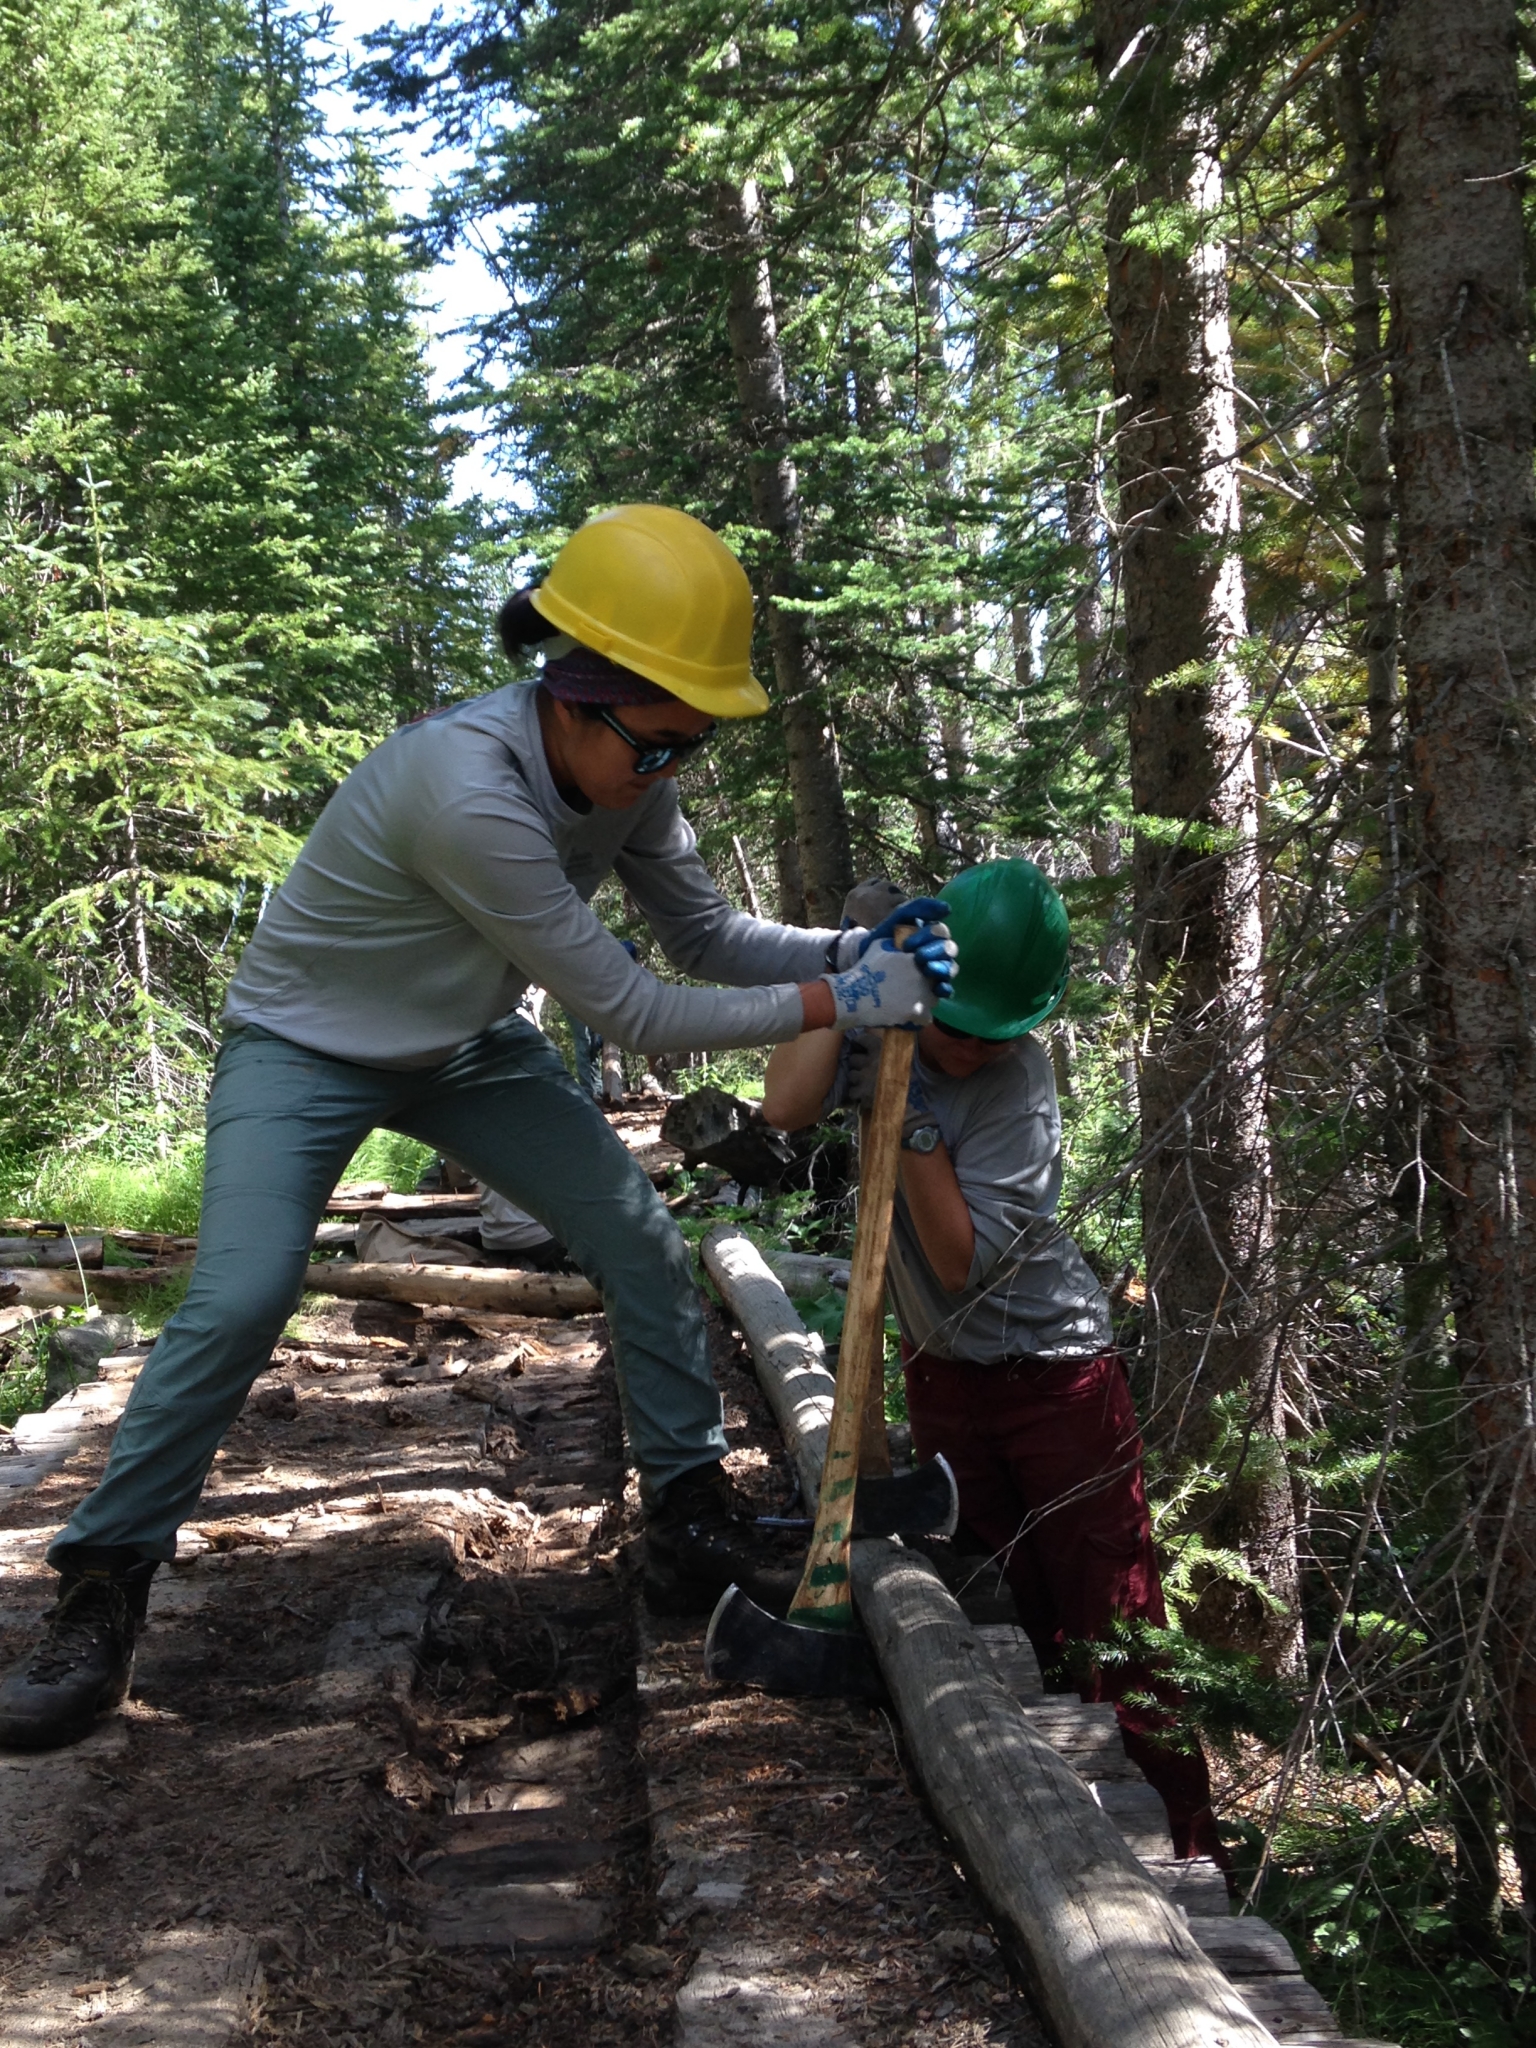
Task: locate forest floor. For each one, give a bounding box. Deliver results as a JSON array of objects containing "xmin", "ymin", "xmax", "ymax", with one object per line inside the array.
[{"xmin": 0, "ymin": 1244, "xmax": 1046, "ymax": 2044}]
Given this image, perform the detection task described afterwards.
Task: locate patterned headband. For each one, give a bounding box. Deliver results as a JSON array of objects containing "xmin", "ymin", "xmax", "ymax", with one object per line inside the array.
[{"xmin": 539, "ymin": 645, "xmax": 677, "ymax": 707}]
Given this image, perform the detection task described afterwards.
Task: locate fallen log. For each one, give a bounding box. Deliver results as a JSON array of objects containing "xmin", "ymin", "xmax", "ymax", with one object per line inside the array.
[
  {"xmin": 324, "ymin": 1191, "xmax": 482, "ymax": 1218},
  {"xmin": 0, "ymin": 1263, "xmax": 194, "ymax": 1309},
  {"xmin": 702, "ymin": 1224, "xmax": 1277, "ymax": 2048},
  {"xmin": 0, "ymin": 1304, "xmax": 63, "ymax": 1341},
  {"xmin": 848, "ymin": 1541, "xmax": 1272, "ymax": 2048},
  {"xmin": 303, "ymin": 1261, "xmax": 601, "ymax": 1318},
  {"xmin": 110, "ymin": 1229, "xmax": 199, "ymax": 1257},
  {"xmin": 701, "ymin": 1225, "xmax": 831, "ymax": 1506},
  {"xmin": 0, "ymin": 1234, "xmax": 104, "ymax": 1269}
]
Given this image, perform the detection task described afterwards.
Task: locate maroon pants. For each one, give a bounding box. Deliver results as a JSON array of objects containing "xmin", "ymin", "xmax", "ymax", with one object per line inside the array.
[{"xmin": 904, "ymin": 1345, "xmax": 1223, "ymax": 1862}]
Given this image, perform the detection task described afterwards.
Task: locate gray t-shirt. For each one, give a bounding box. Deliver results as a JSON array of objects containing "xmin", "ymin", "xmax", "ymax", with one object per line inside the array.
[
  {"xmin": 834, "ymin": 1035, "xmax": 1111, "ymax": 1363},
  {"xmin": 225, "ymin": 683, "xmax": 835, "ymax": 1068}
]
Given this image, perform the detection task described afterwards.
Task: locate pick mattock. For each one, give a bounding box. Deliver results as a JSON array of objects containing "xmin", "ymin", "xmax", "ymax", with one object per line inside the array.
[{"xmin": 705, "ymin": 1024, "xmax": 956, "ymax": 1697}]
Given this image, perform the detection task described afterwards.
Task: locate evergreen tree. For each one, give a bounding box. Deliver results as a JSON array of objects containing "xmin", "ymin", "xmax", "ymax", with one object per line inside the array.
[{"xmin": 0, "ymin": 0, "xmax": 498, "ymax": 1149}]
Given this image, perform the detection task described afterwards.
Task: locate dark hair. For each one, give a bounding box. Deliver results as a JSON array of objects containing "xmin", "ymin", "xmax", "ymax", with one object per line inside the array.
[{"xmin": 497, "ymin": 588, "xmax": 561, "ymax": 659}]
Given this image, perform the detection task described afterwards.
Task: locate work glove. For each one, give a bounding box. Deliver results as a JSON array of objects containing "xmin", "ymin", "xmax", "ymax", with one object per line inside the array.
[{"xmin": 820, "ymin": 926, "xmax": 956, "ymax": 1032}]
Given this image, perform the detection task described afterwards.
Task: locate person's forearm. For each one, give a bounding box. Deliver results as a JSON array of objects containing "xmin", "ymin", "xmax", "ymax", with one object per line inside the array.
[
  {"xmin": 899, "ymin": 1145, "xmax": 975, "ymax": 1294},
  {"xmin": 797, "ymin": 979, "xmax": 835, "ymax": 1031},
  {"xmin": 765, "ymin": 1020, "xmax": 841, "ymax": 1129}
]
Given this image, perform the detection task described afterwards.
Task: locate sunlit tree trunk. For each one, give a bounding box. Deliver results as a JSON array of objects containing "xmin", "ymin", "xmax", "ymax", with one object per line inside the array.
[
  {"xmin": 1379, "ymin": 0, "xmax": 1536, "ymax": 1909},
  {"xmin": 717, "ymin": 177, "xmax": 852, "ymax": 926},
  {"xmin": 1094, "ymin": 0, "xmax": 1298, "ymax": 1665}
]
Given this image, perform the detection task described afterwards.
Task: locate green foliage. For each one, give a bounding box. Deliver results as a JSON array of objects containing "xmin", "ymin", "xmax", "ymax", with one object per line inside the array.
[
  {"xmin": 1, "ymin": 1140, "xmax": 207, "ymax": 1236},
  {"xmin": 0, "ymin": 0, "xmax": 500, "ymax": 1153},
  {"xmin": 340, "ymin": 1129, "xmax": 436, "ymax": 1194},
  {"xmin": 0, "ymin": 1321, "xmax": 52, "ymax": 1430},
  {"xmin": 1236, "ymin": 1803, "xmax": 1536, "ymax": 2048},
  {"xmin": 120, "ymin": 1268, "xmax": 193, "ymax": 1337}
]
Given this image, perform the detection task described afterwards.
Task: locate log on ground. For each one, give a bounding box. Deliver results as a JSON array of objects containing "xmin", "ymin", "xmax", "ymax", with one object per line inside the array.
[
  {"xmin": 702, "ymin": 1224, "xmax": 831, "ymax": 1506},
  {"xmin": 0, "ymin": 1263, "xmax": 193, "ymax": 1309},
  {"xmin": 0, "ymin": 1234, "xmax": 104, "ymax": 1269},
  {"xmin": 703, "ymin": 1223, "xmax": 1277, "ymax": 2048},
  {"xmin": 849, "ymin": 1539, "xmax": 1273, "ymax": 2048},
  {"xmin": 304, "ymin": 1261, "xmax": 601, "ymax": 1318}
]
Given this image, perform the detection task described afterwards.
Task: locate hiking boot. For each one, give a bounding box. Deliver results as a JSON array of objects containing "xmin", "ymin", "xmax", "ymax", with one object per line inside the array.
[
  {"xmin": 642, "ymin": 1461, "xmax": 802, "ymax": 1618},
  {"xmin": 0, "ymin": 1549, "xmax": 158, "ymax": 1750}
]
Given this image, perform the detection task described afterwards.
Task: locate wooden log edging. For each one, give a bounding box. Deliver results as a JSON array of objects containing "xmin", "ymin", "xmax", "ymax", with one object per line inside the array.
[
  {"xmin": 303, "ymin": 1260, "xmax": 602, "ymax": 1318},
  {"xmin": 702, "ymin": 1224, "xmax": 1277, "ymax": 2048},
  {"xmin": 702, "ymin": 1226, "xmax": 830, "ymax": 1508},
  {"xmin": 848, "ymin": 1539, "xmax": 1273, "ymax": 2048}
]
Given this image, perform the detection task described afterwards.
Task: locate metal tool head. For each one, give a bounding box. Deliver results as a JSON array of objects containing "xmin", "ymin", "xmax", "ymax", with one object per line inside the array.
[
  {"xmin": 703, "ymin": 1585, "xmax": 887, "ymax": 1700},
  {"xmin": 852, "ymin": 1453, "xmax": 958, "ymax": 1539}
]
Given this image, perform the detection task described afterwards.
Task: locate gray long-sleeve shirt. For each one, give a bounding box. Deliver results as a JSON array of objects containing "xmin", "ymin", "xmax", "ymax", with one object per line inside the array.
[
  {"xmin": 832, "ymin": 1035, "xmax": 1111, "ymax": 1362},
  {"xmin": 224, "ymin": 683, "xmax": 837, "ymax": 1068}
]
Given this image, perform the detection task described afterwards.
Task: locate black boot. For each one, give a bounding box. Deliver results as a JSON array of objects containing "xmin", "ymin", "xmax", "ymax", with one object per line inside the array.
[
  {"xmin": 0, "ymin": 1548, "xmax": 158, "ymax": 1750},
  {"xmin": 643, "ymin": 1461, "xmax": 802, "ymax": 1618}
]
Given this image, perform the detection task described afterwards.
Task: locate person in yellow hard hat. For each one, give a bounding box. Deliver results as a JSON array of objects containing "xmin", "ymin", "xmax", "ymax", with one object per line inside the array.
[{"xmin": 0, "ymin": 505, "xmax": 958, "ymax": 1751}]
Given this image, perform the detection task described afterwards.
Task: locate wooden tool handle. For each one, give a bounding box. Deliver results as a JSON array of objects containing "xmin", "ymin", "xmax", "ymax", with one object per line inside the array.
[
  {"xmin": 856, "ymin": 1099, "xmax": 894, "ymax": 1479},
  {"xmin": 789, "ymin": 1026, "xmax": 916, "ymax": 1623}
]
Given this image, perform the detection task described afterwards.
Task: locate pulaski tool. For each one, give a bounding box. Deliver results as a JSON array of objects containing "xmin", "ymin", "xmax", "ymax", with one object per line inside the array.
[{"xmin": 705, "ymin": 1024, "xmax": 957, "ymax": 1697}]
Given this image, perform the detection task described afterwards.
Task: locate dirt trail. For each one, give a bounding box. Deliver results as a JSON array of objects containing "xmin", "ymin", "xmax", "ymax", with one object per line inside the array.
[{"xmin": 0, "ymin": 1281, "xmax": 1049, "ymax": 2048}]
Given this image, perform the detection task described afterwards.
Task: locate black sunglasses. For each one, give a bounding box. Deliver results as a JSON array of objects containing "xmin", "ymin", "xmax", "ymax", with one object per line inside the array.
[{"xmin": 593, "ymin": 705, "xmax": 716, "ymax": 776}]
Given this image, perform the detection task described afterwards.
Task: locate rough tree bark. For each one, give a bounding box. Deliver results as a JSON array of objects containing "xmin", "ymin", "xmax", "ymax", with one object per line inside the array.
[
  {"xmin": 1093, "ymin": 2, "xmax": 1298, "ymax": 1664},
  {"xmin": 717, "ymin": 177, "xmax": 853, "ymax": 925},
  {"xmin": 1335, "ymin": 46, "xmax": 1499, "ymax": 1940},
  {"xmin": 1378, "ymin": 0, "xmax": 1536, "ymax": 1908}
]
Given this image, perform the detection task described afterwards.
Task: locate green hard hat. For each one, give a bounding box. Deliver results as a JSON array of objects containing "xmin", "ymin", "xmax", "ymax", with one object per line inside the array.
[{"xmin": 933, "ymin": 858, "xmax": 1070, "ymax": 1040}]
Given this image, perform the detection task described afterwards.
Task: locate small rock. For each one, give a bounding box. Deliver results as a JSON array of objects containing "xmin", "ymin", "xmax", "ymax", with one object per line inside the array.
[
  {"xmin": 247, "ymin": 1382, "xmax": 299, "ymax": 1421},
  {"xmin": 44, "ymin": 1315, "xmax": 137, "ymax": 1403},
  {"xmin": 620, "ymin": 1942, "xmax": 673, "ymax": 1980},
  {"xmin": 455, "ymin": 1368, "xmax": 517, "ymax": 1408},
  {"xmin": 925, "ymin": 1927, "xmax": 995, "ymax": 1966}
]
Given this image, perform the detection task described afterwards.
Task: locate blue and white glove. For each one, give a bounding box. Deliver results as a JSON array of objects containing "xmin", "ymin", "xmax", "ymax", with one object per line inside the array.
[
  {"xmin": 820, "ymin": 926, "xmax": 956, "ymax": 1032},
  {"xmin": 861, "ymin": 897, "xmax": 956, "ymax": 1002}
]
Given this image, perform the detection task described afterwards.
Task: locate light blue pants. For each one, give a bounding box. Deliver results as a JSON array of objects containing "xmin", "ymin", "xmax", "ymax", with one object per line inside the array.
[{"xmin": 52, "ymin": 1018, "xmax": 727, "ymax": 1564}]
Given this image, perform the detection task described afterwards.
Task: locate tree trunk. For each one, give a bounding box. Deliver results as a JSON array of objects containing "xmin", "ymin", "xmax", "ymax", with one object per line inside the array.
[
  {"xmin": 1379, "ymin": 0, "xmax": 1536, "ymax": 1908},
  {"xmin": 908, "ymin": 182, "xmax": 977, "ymax": 870},
  {"xmin": 774, "ymin": 828, "xmax": 808, "ymax": 927},
  {"xmin": 1094, "ymin": 2, "xmax": 1298, "ymax": 1665},
  {"xmin": 717, "ymin": 177, "xmax": 853, "ymax": 926}
]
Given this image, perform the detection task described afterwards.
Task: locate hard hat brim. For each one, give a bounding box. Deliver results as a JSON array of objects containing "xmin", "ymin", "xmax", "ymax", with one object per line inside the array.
[
  {"xmin": 932, "ymin": 969, "xmax": 1069, "ymax": 1041},
  {"xmin": 530, "ymin": 586, "xmax": 770, "ymax": 718}
]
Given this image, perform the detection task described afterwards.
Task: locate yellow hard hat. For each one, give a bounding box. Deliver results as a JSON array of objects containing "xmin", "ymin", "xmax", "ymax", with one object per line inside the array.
[{"xmin": 530, "ymin": 504, "xmax": 770, "ymax": 718}]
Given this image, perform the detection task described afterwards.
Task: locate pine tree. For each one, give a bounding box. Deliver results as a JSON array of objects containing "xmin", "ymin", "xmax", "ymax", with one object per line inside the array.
[{"xmin": 0, "ymin": 0, "xmax": 497, "ymax": 1148}]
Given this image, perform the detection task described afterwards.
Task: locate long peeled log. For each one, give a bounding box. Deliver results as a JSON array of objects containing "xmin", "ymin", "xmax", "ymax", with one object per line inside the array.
[
  {"xmin": 704, "ymin": 1223, "xmax": 1276, "ymax": 2048},
  {"xmin": 303, "ymin": 1261, "xmax": 601, "ymax": 1318},
  {"xmin": 703, "ymin": 1225, "xmax": 831, "ymax": 1507},
  {"xmin": 849, "ymin": 1541, "xmax": 1273, "ymax": 2048}
]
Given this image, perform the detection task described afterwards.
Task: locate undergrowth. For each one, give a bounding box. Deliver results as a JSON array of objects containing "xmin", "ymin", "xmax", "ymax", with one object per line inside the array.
[
  {"xmin": 1235, "ymin": 1802, "xmax": 1535, "ymax": 2048},
  {"xmin": 1, "ymin": 1142, "xmax": 208, "ymax": 1235},
  {"xmin": 0, "ymin": 1128, "xmax": 434, "ymax": 1236},
  {"xmin": 0, "ymin": 1319, "xmax": 50, "ymax": 1429}
]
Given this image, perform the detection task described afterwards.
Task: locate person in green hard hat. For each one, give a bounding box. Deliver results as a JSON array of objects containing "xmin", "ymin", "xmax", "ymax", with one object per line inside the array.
[{"xmin": 762, "ymin": 858, "xmax": 1224, "ymax": 1867}]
